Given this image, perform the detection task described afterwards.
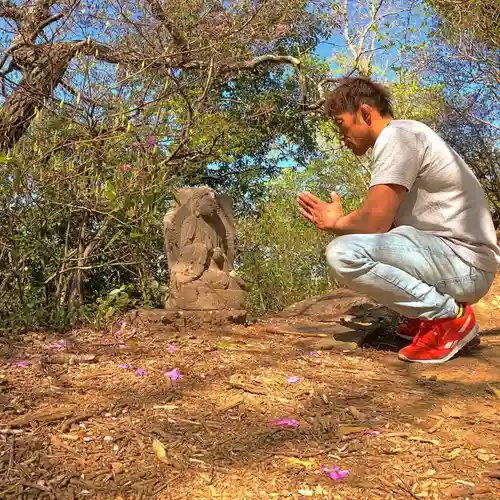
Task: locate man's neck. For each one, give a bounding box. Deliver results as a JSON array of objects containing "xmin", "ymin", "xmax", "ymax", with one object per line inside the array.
[{"xmin": 371, "ymin": 116, "xmax": 393, "ymax": 142}]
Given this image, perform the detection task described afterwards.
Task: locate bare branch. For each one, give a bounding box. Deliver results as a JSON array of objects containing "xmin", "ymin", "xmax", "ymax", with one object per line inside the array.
[
  {"xmin": 0, "ymin": 1, "xmax": 22, "ymax": 22},
  {"xmin": 146, "ymin": 0, "xmax": 188, "ymax": 50},
  {"xmin": 36, "ymin": 11, "xmax": 65, "ymax": 32}
]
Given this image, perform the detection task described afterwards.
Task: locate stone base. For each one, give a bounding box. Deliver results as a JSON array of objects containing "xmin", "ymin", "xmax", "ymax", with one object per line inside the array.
[
  {"xmin": 167, "ymin": 286, "xmax": 246, "ymax": 311},
  {"xmin": 124, "ymin": 308, "xmax": 247, "ymax": 331}
]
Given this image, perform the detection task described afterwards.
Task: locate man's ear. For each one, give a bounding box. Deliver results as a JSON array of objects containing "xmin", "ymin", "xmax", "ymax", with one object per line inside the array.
[{"xmin": 360, "ymin": 103, "xmax": 372, "ymax": 125}]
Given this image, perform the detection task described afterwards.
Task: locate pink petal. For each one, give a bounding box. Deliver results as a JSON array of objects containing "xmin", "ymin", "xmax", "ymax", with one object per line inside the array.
[
  {"xmin": 270, "ymin": 418, "xmax": 299, "ymax": 428},
  {"xmin": 287, "ymin": 376, "xmax": 301, "ymax": 383},
  {"xmin": 118, "ymin": 363, "xmax": 131, "ymax": 369},
  {"xmin": 321, "ymin": 464, "xmax": 349, "ymax": 480},
  {"xmin": 168, "ymin": 345, "xmax": 176, "ymax": 352},
  {"xmin": 46, "ymin": 341, "xmax": 66, "ymax": 351},
  {"xmin": 11, "ymin": 360, "xmax": 31, "ymax": 368},
  {"xmin": 164, "ymin": 368, "xmax": 182, "ymax": 380},
  {"xmin": 136, "ymin": 368, "xmax": 146, "ymax": 376}
]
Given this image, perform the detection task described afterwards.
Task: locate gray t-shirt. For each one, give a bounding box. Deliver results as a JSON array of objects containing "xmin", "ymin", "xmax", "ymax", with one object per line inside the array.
[{"xmin": 370, "ymin": 120, "xmax": 500, "ymax": 272}]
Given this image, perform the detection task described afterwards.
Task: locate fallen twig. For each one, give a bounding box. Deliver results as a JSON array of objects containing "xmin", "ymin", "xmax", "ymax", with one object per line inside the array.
[
  {"xmin": 18, "ymin": 480, "xmax": 51, "ymax": 493},
  {"xmin": 9, "ymin": 408, "xmax": 75, "ymax": 428},
  {"xmin": 228, "ymin": 374, "xmax": 268, "ymax": 395},
  {"xmin": 151, "ymin": 472, "xmax": 182, "ymax": 496},
  {"xmin": 427, "ymin": 417, "xmax": 445, "ymax": 434},
  {"xmin": 43, "ymin": 353, "xmax": 98, "ymax": 365},
  {"xmin": 60, "ymin": 411, "xmax": 93, "ymax": 433}
]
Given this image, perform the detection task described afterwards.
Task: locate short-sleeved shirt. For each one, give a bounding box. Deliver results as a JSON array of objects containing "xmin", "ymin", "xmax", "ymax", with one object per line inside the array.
[{"xmin": 370, "ymin": 120, "xmax": 500, "ymax": 272}]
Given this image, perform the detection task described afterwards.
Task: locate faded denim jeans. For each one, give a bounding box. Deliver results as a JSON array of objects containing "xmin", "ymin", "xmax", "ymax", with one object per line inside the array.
[{"xmin": 326, "ymin": 226, "xmax": 495, "ymax": 320}]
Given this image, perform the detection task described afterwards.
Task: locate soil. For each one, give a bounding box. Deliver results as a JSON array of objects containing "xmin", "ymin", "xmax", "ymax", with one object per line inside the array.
[{"xmin": 0, "ymin": 278, "xmax": 499, "ymax": 499}]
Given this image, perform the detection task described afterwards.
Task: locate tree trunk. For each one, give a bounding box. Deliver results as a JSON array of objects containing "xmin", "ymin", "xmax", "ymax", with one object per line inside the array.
[{"xmin": 0, "ymin": 42, "xmax": 85, "ymax": 152}]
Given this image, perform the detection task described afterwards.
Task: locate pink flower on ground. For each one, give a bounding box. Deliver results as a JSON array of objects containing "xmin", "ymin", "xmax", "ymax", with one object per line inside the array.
[
  {"xmin": 164, "ymin": 368, "xmax": 183, "ymax": 380},
  {"xmin": 321, "ymin": 464, "xmax": 349, "ymax": 480},
  {"xmin": 270, "ymin": 418, "xmax": 299, "ymax": 428},
  {"xmin": 11, "ymin": 360, "xmax": 31, "ymax": 368},
  {"xmin": 46, "ymin": 341, "xmax": 66, "ymax": 351}
]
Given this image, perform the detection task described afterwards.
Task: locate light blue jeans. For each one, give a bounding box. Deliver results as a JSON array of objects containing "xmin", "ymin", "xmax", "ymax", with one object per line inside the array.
[{"xmin": 326, "ymin": 226, "xmax": 495, "ymax": 320}]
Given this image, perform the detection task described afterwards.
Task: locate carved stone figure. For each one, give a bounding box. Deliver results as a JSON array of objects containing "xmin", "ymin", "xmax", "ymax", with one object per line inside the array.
[{"xmin": 163, "ymin": 187, "xmax": 246, "ymax": 316}]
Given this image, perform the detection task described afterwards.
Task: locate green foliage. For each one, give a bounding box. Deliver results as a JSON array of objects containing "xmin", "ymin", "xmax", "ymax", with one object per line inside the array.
[
  {"xmin": 237, "ymin": 169, "xmax": 334, "ymax": 316},
  {"xmin": 0, "ymin": 0, "xmax": 334, "ymax": 329},
  {"xmin": 83, "ymin": 284, "xmax": 137, "ymax": 329}
]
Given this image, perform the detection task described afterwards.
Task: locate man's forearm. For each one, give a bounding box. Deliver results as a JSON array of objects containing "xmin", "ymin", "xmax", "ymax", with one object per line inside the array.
[{"xmin": 332, "ymin": 208, "xmax": 392, "ymax": 235}]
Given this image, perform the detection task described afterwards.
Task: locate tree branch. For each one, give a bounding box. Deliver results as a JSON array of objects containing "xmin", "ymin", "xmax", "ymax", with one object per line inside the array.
[
  {"xmin": 36, "ymin": 11, "xmax": 65, "ymax": 33},
  {"xmin": 0, "ymin": 1, "xmax": 22, "ymax": 22},
  {"xmin": 146, "ymin": 0, "xmax": 188, "ymax": 50}
]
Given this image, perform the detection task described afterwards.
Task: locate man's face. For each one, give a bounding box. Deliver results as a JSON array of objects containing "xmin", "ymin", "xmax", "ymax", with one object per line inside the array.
[{"xmin": 333, "ymin": 111, "xmax": 373, "ymax": 156}]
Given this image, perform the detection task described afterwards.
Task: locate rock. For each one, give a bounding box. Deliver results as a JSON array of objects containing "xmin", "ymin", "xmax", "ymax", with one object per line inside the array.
[
  {"xmin": 260, "ymin": 286, "xmax": 397, "ymax": 347},
  {"xmin": 310, "ymin": 337, "xmax": 358, "ymax": 352}
]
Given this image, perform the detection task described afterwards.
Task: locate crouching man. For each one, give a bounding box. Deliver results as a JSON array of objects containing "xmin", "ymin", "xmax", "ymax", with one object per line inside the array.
[{"xmin": 298, "ymin": 77, "xmax": 499, "ymax": 364}]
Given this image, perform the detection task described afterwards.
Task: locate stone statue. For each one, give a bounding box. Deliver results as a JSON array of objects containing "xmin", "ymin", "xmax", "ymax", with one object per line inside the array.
[{"xmin": 163, "ymin": 187, "xmax": 246, "ymax": 317}]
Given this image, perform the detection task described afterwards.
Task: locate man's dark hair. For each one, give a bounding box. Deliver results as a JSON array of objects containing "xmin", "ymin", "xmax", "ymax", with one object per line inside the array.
[{"xmin": 324, "ymin": 77, "xmax": 394, "ymax": 118}]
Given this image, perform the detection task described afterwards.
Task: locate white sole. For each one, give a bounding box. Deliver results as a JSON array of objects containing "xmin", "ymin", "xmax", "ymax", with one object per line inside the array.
[{"xmin": 398, "ymin": 324, "xmax": 480, "ymax": 364}]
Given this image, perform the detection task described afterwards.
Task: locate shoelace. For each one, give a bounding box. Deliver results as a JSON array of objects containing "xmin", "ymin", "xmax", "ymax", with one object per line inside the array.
[{"xmin": 413, "ymin": 320, "xmax": 448, "ymax": 347}]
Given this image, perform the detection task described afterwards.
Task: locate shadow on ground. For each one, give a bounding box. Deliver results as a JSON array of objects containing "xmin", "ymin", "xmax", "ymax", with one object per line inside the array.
[{"xmin": 0, "ymin": 315, "xmax": 499, "ymax": 499}]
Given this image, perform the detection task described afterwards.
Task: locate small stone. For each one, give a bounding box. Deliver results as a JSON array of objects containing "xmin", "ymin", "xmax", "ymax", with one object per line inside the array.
[{"xmin": 110, "ymin": 462, "xmax": 123, "ymax": 474}]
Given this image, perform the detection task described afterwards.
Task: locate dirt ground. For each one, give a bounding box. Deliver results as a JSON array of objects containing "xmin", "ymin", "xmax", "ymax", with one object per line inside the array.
[{"xmin": 1, "ymin": 283, "xmax": 499, "ymax": 499}]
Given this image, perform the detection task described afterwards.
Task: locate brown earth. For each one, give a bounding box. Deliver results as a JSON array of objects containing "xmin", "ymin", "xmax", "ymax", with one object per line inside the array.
[{"xmin": 0, "ymin": 277, "xmax": 499, "ymax": 499}]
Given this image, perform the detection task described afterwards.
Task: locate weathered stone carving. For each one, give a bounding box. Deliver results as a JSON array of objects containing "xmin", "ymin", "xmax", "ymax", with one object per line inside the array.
[{"xmin": 163, "ymin": 187, "xmax": 246, "ymax": 317}]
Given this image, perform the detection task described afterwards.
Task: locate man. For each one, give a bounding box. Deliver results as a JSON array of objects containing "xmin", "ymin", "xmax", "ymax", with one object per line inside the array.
[{"xmin": 297, "ymin": 77, "xmax": 499, "ymax": 364}]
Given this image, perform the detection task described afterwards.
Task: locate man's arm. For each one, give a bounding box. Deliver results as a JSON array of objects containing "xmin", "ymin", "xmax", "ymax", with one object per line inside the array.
[
  {"xmin": 297, "ymin": 184, "xmax": 406, "ymax": 235},
  {"xmin": 332, "ymin": 184, "xmax": 406, "ymax": 235}
]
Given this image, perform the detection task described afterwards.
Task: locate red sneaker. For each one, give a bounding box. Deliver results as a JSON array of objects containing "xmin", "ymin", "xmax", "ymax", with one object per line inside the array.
[
  {"xmin": 398, "ymin": 305, "xmax": 479, "ymax": 364},
  {"xmin": 396, "ymin": 318, "xmax": 422, "ymax": 340}
]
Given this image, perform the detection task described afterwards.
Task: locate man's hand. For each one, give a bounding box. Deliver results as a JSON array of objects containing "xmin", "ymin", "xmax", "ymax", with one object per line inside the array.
[{"xmin": 297, "ymin": 191, "xmax": 344, "ymax": 231}]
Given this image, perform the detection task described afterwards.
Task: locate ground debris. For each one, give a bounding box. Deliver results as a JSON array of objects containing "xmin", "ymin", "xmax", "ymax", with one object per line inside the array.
[
  {"xmin": 444, "ymin": 484, "xmax": 492, "ymax": 498},
  {"xmin": 42, "ymin": 353, "xmax": 98, "ymax": 365},
  {"xmin": 8, "ymin": 407, "xmax": 75, "ymax": 428},
  {"xmin": 228, "ymin": 373, "xmax": 268, "ymax": 394},
  {"xmin": 486, "ymin": 383, "xmax": 500, "ymax": 399},
  {"xmin": 1, "ymin": 298, "xmax": 499, "ymax": 499}
]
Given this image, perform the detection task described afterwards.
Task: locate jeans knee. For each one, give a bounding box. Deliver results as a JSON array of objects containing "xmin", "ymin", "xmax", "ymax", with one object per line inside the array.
[{"xmin": 325, "ymin": 235, "xmax": 360, "ymax": 282}]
